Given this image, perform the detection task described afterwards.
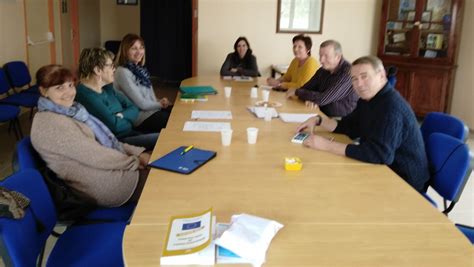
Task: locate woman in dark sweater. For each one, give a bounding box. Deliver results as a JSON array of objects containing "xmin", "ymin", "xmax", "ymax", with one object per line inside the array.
[{"xmin": 220, "ymin": 37, "xmax": 260, "ymax": 77}]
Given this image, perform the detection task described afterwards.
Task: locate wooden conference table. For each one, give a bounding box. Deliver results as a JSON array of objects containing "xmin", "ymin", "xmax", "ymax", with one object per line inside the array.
[{"xmin": 123, "ymin": 76, "xmax": 472, "ymax": 266}]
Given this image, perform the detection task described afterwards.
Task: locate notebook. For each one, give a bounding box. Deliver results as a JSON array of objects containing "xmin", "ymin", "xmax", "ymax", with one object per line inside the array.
[
  {"xmin": 148, "ymin": 146, "xmax": 217, "ymax": 174},
  {"xmin": 180, "ymin": 86, "xmax": 217, "ymax": 95}
]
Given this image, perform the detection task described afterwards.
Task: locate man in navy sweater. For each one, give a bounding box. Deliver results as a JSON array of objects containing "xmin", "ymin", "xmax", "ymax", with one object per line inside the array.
[{"xmin": 296, "ymin": 56, "xmax": 429, "ymax": 192}]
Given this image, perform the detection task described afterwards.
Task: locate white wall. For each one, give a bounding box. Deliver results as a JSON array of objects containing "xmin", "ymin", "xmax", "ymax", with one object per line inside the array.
[
  {"xmin": 99, "ymin": 0, "xmax": 140, "ymax": 46},
  {"xmin": 0, "ymin": 0, "xmax": 27, "ymax": 64},
  {"xmin": 79, "ymin": 0, "xmax": 101, "ymax": 50},
  {"xmin": 450, "ymin": 0, "xmax": 473, "ymax": 129},
  {"xmin": 198, "ymin": 0, "xmax": 381, "ymax": 77}
]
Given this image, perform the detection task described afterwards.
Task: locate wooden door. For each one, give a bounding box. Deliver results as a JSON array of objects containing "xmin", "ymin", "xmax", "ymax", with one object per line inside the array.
[
  {"xmin": 59, "ymin": 0, "xmax": 79, "ymax": 71},
  {"xmin": 24, "ymin": 0, "xmax": 53, "ymax": 77}
]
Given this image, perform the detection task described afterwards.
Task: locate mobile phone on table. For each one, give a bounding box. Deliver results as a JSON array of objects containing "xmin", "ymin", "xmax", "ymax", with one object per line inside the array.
[{"xmin": 291, "ymin": 132, "xmax": 309, "ymax": 144}]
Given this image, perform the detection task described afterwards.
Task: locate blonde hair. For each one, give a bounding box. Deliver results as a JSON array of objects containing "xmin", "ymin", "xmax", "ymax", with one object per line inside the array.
[{"xmin": 78, "ymin": 48, "xmax": 114, "ymax": 79}]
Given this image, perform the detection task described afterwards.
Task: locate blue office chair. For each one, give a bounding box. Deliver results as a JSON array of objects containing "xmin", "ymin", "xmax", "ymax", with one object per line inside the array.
[
  {"xmin": 420, "ymin": 112, "xmax": 468, "ymax": 144},
  {"xmin": 4, "ymin": 61, "xmax": 40, "ymax": 95},
  {"xmin": 12, "ymin": 137, "xmax": 136, "ymax": 223},
  {"xmin": 105, "ymin": 40, "xmax": 121, "ymax": 56},
  {"xmin": 455, "ymin": 224, "xmax": 474, "ymax": 244},
  {"xmin": 0, "ymin": 68, "xmax": 38, "ymax": 119},
  {"xmin": 0, "ymin": 104, "xmax": 23, "ymax": 140},
  {"xmin": 0, "ymin": 169, "xmax": 125, "ymax": 267},
  {"xmin": 425, "ymin": 132, "xmax": 473, "ymax": 215},
  {"xmin": 386, "ymin": 65, "xmax": 397, "ymax": 87}
]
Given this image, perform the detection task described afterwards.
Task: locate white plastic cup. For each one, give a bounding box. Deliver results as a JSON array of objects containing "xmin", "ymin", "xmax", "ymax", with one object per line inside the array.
[
  {"xmin": 221, "ymin": 129, "xmax": 233, "ymax": 146},
  {"xmin": 224, "ymin": 86, "xmax": 232, "ymax": 98},
  {"xmin": 262, "ymin": 89, "xmax": 270, "ymax": 102},
  {"xmin": 264, "ymin": 109, "xmax": 272, "ymax": 122},
  {"xmin": 247, "ymin": 127, "xmax": 259, "ymax": 144},
  {"xmin": 250, "ymin": 87, "xmax": 258, "ymax": 98}
]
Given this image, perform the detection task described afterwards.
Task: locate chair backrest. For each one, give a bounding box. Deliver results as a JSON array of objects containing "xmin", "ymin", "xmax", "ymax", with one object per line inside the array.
[
  {"xmin": 420, "ymin": 112, "xmax": 468, "ymax": 143},
  {"xmin": 4, "ymin": 61, "xmax": 32, "ymax": 88},
  {"xmin": 426, "ymin": 133, "xmax": 472, "ymax": 205},
  {"xmin": 0, "ymin": 169, "xmax": 57, "ymax": 267},
  {"xmin": 13, "ymin": 137, "xmax": 45, "ymax": 172},
  {"xmin": 105, "ymin": 40, "xmax": 121, "ymax": 56},
  {"xmin": 386, "ymin": 65, "xmax": 397, "ymax": 87},
  {"xmin": 456, "ymin": 224, "xmax": 474, "ymax": 244},
  {"xmin": 0, "ymin": 68, "xmax": 12, "ymax": 95}
]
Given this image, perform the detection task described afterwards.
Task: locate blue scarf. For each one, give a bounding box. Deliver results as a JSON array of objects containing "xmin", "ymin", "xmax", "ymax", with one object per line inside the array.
[
  {"xmin": 37, "ymin": 97, "xmax": 125, "ymax": 153},
  {"xmin": 125, "ymin": 61, "xmax": 152, "ymax": 88}
]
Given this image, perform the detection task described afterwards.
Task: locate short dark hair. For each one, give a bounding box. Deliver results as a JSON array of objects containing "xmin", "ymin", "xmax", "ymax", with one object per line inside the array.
[
  {"xmin": 352, "ymin": 56, "xmax": 385, "ymax": 72},
  {"xmin": 36, "ymin": 64, "xmax": 75, "ymax": 89},
  {"xmin": 320, "ymin": 40, "xmax": 342, "ymax": 55},
  {"xmin": 78, "ymin": 48, "xmax": 114, "ymax": 79},
  {"xmin": 292, "ymin": 34, "xmax": 312, "ymax": 55},
  {"xmin": 116, "ymin": 33, "xmax": 146, "ymax": 67}
]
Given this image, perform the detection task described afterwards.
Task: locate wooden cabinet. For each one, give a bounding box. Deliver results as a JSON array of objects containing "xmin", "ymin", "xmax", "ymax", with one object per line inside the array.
[{"xmin": 377, "ymin": 0, "xmax": 464, "ymax": 116}]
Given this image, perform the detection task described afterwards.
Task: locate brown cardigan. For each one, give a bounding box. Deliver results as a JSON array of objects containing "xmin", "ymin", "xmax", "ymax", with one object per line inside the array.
[{"xmin": 31, "ymin": 111, "xmax": 145, "ymax": 207}]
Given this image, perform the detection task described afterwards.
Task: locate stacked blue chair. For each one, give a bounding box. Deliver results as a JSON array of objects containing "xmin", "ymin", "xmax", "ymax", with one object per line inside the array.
[
  {"xmin": 4, "ymin": 61, "xmax": 40, "ymax": 95},
  {"xmin": 425, "ymin": 132, "xmax": 472, "ymax": 215},
  {"xmin": 105, "ymin": 40, "xmax": 121, "ymax": 55},
  {"xmin": 0, "ymin": 104, "xmax": 22, "ymax": 140},
  {"xmin": 386, "ymin": 65, "xmax": 397, "ymax": 87},
  {"xmin": 0, "ymin": 68, "xmax": 38, "ymax": 119},
  {"xmin": 13, "ymin": 137, "xmax": 136, "ymax": 223},
  {"xmin": 420, "ymin": 112, "xmax": 469, "ymax": 143},
  {"xmin": 455, "ymin": 224, "xmax": 474, "ymax": 244},
  {"xmin": 0, "ymin": 169, "xmax": 125, "ymax": 267}
]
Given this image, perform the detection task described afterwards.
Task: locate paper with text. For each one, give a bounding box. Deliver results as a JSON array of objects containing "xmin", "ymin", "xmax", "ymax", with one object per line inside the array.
[
  {"xmin": 279, "ymin": 113, "xmax": 318, "ymax": 123},
  {"xmin": 191, "ymin": 110, "xmax": 233, "ymax": 120},
  {"xmin": 183, "ymin": 121, "xmax": 232, "ymax": 132}
]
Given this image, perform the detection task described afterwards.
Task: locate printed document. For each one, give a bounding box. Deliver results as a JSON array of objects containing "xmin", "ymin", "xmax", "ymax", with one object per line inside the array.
[
  {"xmin": 183, "ymin": 121, "xmax": 231, "ymax": 132},
  {"xmin": 160, "ymin": 209, "xmax": 215, "ymax": 265},
  {"xmin": 279, "ymin": 113, "xmax": 318, "ymax": 123},
  {"xmin": 191, "ymin": 110, "xmax": 233, "ymax": 120}
]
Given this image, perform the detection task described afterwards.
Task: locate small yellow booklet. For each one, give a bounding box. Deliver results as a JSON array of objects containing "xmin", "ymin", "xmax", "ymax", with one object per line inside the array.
[{"xmin": 160, "ymin": 208, "xmax": 215, "ymax": 265}]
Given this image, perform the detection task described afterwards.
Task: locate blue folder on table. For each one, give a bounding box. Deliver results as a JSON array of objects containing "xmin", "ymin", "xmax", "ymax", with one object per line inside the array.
[
  {"xmin": 179, "ymin": 85, "xmax": 218, "ymax": 95},
  {"xmin": 148, "ymin": 146, "xmax": 216, "ymax": 174}
]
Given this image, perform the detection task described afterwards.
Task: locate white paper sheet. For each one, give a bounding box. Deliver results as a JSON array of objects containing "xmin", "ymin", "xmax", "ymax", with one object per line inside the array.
[
  {"xmin": 233, "ymin": 76, "xmax": 253, "ymax": 82},
  {"xmin": 183, "ymin": 121, "xmax": 232, "ymax": 132},
  {"xmin": 279, "ymin": 113, "xmax": 317, "ymax": 123},
  {"xmin": 247, "ymin": 107, "xmax": 278, "ymax": 119},
  {"xmin": 191, "ymin": 110, "xmax": 233, "ymax": 120}
]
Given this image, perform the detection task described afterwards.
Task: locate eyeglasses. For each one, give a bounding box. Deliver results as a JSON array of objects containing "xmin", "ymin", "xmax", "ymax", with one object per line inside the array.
[{"xmin": 104, "ymin": 62, "xmax": 115, "ymax": 69}]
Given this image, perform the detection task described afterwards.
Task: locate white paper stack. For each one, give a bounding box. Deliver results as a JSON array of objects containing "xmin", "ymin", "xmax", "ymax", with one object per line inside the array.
[
  {"xmin": 215, "ymin": 214, "xmax": 284, "ymax": 267},
  {"xmin": 279, "ymin": 112, "xmax": 317, "ymax": 123},
  {"xmin": 216, "ymin": 223, "xmax": 253, "ymax": 264},
  {"xmin": 247, "ymin": 107, "xmax": 278, "ymax": 119},
  {"xmin": 191, "ymin": 110, "xmax": 233, "ymax": 120},
  {"xmin": 183, "ymin": 121, "xmax": 231, "ymax": 132}
]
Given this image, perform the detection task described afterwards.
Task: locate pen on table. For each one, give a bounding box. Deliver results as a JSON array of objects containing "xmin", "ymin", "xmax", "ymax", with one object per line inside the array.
[{"xmin": 180, "ymin": 145, "xmax": 194, "ymax": 155}]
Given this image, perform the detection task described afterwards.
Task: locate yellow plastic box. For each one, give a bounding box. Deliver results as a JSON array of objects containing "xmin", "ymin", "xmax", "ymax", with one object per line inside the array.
[{"xmin": 285, "ymin": 157, "xmax": 302, "ymax": 171}]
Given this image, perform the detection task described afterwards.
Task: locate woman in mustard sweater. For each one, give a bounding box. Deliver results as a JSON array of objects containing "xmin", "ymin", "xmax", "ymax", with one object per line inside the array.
[{"xmin": 267, "ymin": 34, "xmax": 319, "ymax": 90}]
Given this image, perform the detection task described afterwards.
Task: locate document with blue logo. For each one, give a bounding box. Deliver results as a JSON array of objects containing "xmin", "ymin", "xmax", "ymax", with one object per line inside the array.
[{"xmin": 161, "ymin": 208, "xmax": 215, "ymax": 265}]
